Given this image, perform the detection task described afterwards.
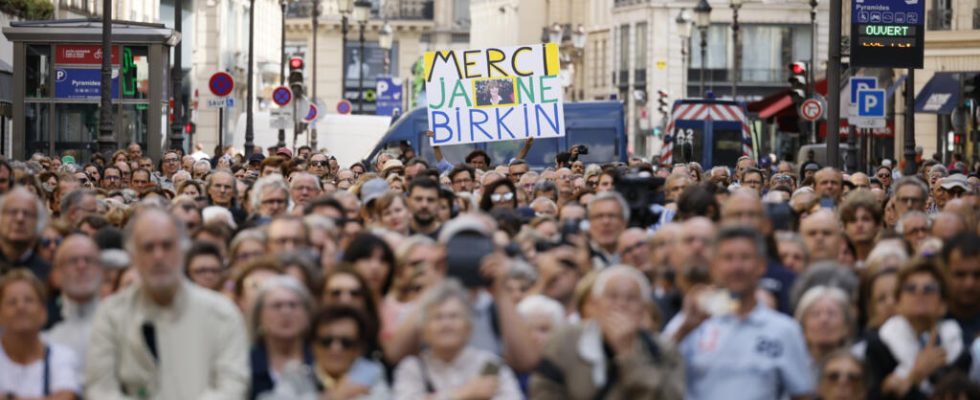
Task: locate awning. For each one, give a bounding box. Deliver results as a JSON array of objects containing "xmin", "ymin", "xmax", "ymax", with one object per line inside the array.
[
  {"xmin": 758, "ymin": 95, "xmax": 793, "ymax": 119},
  {"xmin": 914, "ymin": 72, "xmax": 960, "ymax": 114}
]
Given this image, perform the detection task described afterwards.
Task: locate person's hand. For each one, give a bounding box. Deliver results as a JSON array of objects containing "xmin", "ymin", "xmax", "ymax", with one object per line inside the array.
[
  {"xmin": 452, "ymin": 375, "xmax": 498, "ymax": 400},
  {"xmin": 882, "ymin": 374, "xmax": 912, "ymax": 397},
  {"xmin": 600, "ymin": 309, "xmax": 638, "ymax": 357},
  {"xmin": 425, "ymin": 130, "xmax": 434, "ymax": 139},
  {"xmin": 910, "ymin": 328, "xmax": 947, "ymax": 383},
  {"xmin": 480, "ymin": 251, "xmax": 511, "ymax": 296},
  {"xmin": 672, "ymin": 285, "xmax": 710, "ymax": 343},
  {"xmin": 525, "ymin": 137, "xmax": 534, "ymax": 145}
]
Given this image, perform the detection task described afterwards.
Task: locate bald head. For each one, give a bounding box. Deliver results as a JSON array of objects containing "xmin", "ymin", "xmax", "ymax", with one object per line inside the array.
[
  {"xmin": 54, "ymin": 234, "xmax": 103, "ymax": 302},
  {"xmin": 815, "ymin": 167, "xmax": 843, "ymax": 201},
  {"xmin": 721, "ymin": 189, "xmax": 764, "ymax": 230},
  {"xmin": 670, "ymin": 217, "xmax": 716, "ymax": 270},
  {"xmin": 800, "ymin": 209, "xmax": 843, "ymax": 263},
  {"xmin": 932, "ymin": 212, "xmax": 968, "ymax": 241},
  {"xmin": 849, "ymin": 172, "xmax": 870, "ymax": 190}
]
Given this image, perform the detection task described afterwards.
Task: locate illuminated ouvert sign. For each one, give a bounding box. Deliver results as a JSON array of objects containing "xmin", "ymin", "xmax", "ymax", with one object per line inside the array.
[{"xmin": 851, "ymin": 0, "xmax": 925, "ymax": 68}]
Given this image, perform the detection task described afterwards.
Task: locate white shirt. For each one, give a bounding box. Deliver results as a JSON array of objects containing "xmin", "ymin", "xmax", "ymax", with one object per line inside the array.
[
  {"xmin": 0, "ymin": 341, "xmax": 80, "ymax": 397},
  {"xmin": 394, "ymin": 347, "xmax": 521, "ymax": 400},
  {"xmin": 44, "ymin": 296, "xmax": 98, "ymax": 374}
]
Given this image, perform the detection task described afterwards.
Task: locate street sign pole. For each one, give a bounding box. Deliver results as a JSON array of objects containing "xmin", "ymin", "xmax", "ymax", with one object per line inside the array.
[
  {"xmin": 904, "ymin": 69, "xmax": 916, "ymax": 175},
  {"xmin": 218, "ymin": 108, "xmax": 224, "ymax": 152},
  {"xmin": 826, "ymin": 0, "xmax": 843, "ymax": 169}
]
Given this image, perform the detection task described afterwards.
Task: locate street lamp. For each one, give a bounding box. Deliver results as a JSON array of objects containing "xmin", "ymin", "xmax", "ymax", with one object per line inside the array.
[
  {"xmin": 278, "ymin": 0, "xmax": 290, "ymax": 149},
  {"xmin": 572, "ymin": 24, "xmax": 586, "ymax": 53},
  {"xmin": 694, "ymin": 0, "xmax": 712, "ymax": 97},
  {"xmin": 730, "ymin": 0, "xmax": 742, "ymax": 99},
  {"xmin": 354, "ymin": 0, "xmax": 370, "ymax": 113},
  {"xmin": 379, "ymin": 21, "xmax": 393, "ymax": 75},
  {"xmin": 548, "ymin": 23, "xmax": 563, "ymax": 44},
  {"xmin": 338, "ymin": 0, "xmax": 352, "ymax": 101},
  {"xmin": 310, "ymin": 0, "xmax": 320, "ymax": 151},
  {"xmin": 677, "ymin": 9, "xmax": 693, "ymax": 97}
]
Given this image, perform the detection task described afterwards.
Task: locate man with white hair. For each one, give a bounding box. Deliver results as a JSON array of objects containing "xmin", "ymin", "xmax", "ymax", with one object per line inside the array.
[
  {"xmin": 531, "ymin": 265, "xmax": 684, "ymax": 398},
  {"xmin": 191, "ymin": 159, "xmax": 211, "ymax": 180},
  {"xmin": 0, "ymin": 187, "xmax": 50, "ymax": 280},
  {"xmin": 530, "ymin": 197, "xmax": 558, "ymax": 218},
  {"xmin": 86, "ymin": 208, "xmax": 249, "ymax": 399},
  {"xmin": 674, "ymin": 226, "xmax": 814, "ymax": 400},
  {"xmin": 288, "ymin": 172, "xmax": 322, "ymax": 210},
  {"xmin": 46, "ymin": 234, "xmax": 104, "ymax": 371},
  {"xmin": 251, "ymin": 175, "xmax": 291, "ymax": 220}
]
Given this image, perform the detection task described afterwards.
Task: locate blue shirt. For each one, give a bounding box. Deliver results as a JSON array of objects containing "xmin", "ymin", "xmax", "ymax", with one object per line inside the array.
[{"xmin": 679, "ymin": 304, "xmax": 814, "ymax": 400}]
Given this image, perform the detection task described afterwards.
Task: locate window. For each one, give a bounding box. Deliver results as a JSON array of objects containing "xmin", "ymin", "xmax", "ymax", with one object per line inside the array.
[
  {"xmin": 26, "ymin": 45, "xmax": 50, "ymax": 98},
  {"xmin": 739, "ymin": 25, "xmax": 810, "ymax": 82},
  {"xmin": 929, "ymin": 0, "xmax": 953, "ymax": 30},
  {"xmin": 690, "ymin": 25, "xmax": 728, "ymax": 70},
  {"xmin": 635, "ymin": 23, "xmax": 648, "ymax": 85},
  {"xmin": 618, "ymin": 24, "xmax": 630, "ymax": 86},
  {"xmin": 713, "ymin": 128, "xmax": 743, "ymax": 167}
]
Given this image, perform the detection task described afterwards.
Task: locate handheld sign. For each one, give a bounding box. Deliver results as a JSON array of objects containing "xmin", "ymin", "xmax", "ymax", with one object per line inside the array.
[
  {"xmin": 424, "ymin": 43, "xmax": 565, "ymax": 146},
  {"xmin": 209, "ymin": 72, "xmax": 234, "ymax": 97},
  {"xmin": 272, "ymin": 86, "xmax": 292, "ymax": 107}
]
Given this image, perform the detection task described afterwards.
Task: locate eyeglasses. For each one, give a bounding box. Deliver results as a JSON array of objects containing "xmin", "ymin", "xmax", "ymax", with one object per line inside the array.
[
  {"xmin": 311, "ymin": 161, "xmax": 328, "ymax": 167},
  {"xmin": 877, "ymin": 173, "xmax": 890, "ymax": 179},
  {"xmin": 104, "ymin": 176, "xmax": 120, "ymax": 181},
  {"xmin": 490, "ymin": 192, "xmax": 514, "ymax": 202},
  {"xmin": 266, "ymin": 300, "xmax": 302, "ymax": 311},
  {"xmin": 896, "ymin": 196, "xmax": 924, "ymax": 205},
  {"xmin": 315, "ymin": 335, "xmax": 358, "ymax": 350},
  {"xmin": 824, "ymin": 371, "xmax": 862, "ymax": 383},
  {"xmin": 163, "ymin": 157, "xmax": 180, "ymax": 164},
  {"xmin": 190, "ymin": 266, "xmax": 224, "ymax": 276},
  {"xmin": 262, "ymin": 198, "xmax": 287, "ymax": 206},
  {"xmin": 40, "ymin": 237, "xmax": 62, "ymax": 248},
  {"xmin": 901, "ymin": 282, "xmax": 939, "ymax": 296}
]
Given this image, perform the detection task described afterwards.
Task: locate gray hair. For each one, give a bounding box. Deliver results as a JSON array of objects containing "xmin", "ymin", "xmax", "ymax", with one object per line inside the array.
[
  {"xmin": 123, "ymin": 206, "xmax": 191, "ymax": 255},
  {"xmin": 775, "ymin": 231, "xmax": 810, "ymax": 262},
  {"xmin": 248, "ymin": 275, "xmax": 315, "ymax": 341},
  {"xmin": 893, "ymin": 176, "xmax": 928, "ymax": 200},
  {"xmin": 591, "ymin": 265, "xmax": 652, "ymax": 303},
  {"xmin": 0, "ymin": 187, "xmax": 48, "ymax": 236},
  {"xmin": 794, "ymin": 285, "xmax": 855, "ymax": 339},
  {"xmin": 250, "ymin": 174, "xmax": 291, "ymax": 212},
  {"xmin": 417, "ymin": 279, "xmax": 473, "ymax": 329},
  {"xmin": 303, "ymin": 214, "xmax": 338, "ymax": 237},
  {"xmin": 588, "ymin": 191, "xmax": 631, "ymax": 222},
  {"xmin": 790, "ymin": 261, "xmax": 860, "ymax": 311},
  {"xmin": 517, "ymin": 294, "xmax": 565, "ymax": 329},
  {"xmin": 206, "ymin": 169, "xmax": 238, "ymax": 197},
  {"xmin": 506, "ymin": 259, "xmax": 538, "ymax": 286},
  {"xmin": 192, "ymin": 159, "xmax": 212, "ymax": 172},
  {"xmin": 895, "ymin": 210, "xmax": 930, "ymax": 234},
  {"xmin": 230, "ymin": 229, "xmax": 267, "ymax": 257},
  {"xmin": 928, "ymin": 164, "xmax": 948, "ymax": 177},
  {"xmin": 290, "ymin": 172, "xmax": 323, "ymax": 192},
  {"xmin": 59, "ymin": 188, "xmax": 96, "ymax": 218}
]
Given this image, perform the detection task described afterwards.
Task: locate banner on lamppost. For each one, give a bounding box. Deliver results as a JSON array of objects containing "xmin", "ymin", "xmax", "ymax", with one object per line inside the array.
[{"xmin": 423, "ymin": 43, "xmax": 565, "ymax": 146}]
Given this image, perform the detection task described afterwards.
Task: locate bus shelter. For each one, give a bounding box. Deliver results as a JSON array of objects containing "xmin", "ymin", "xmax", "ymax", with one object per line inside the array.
[{"xmin": 2, "ymin": 20, "xmax": 179, "ymax": 161}]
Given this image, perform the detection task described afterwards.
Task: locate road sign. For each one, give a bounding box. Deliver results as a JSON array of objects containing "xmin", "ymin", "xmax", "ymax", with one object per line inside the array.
[
  {"xmin": 302, "ymin": 102, "xmax": 319, "ymax": 123},
  {"xmin": 209, "ymin": 72, "xmax": 234, "ymax": 97},
  {"xmin": 800, "ymin": 98, "xmax": 824, "ymax": 121},
  {"xmin": 857, "ymin": 90, "xmax": 886, "ymax": 118},
  {"xmin": 852, "ymin": 89, "xmax": 887, "ymax": 128},
  {"xmin": 337, "ymin": 99, "xmax": 352, "ymax": 115},
  {"xmin": 376, "ymin": 77, "xmax": 403, "ymax": 116},
  {"xmin": 272, "ymin": 86, "xmax": 292, "ymax": 106},
  {"xmin": 848, "ymin": 77, "xmax": 877, "ymax": 117},
  {"xmin": 205, "ymin": 97, "xmax": 235, "ymax": 109},
  {"xmin": 851, "ymin": 0, "xmax": 924, "ymax": 68}
]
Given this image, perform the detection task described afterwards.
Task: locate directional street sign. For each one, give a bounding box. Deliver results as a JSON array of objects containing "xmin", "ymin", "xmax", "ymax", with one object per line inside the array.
[
  {"xmin": 272, "ymin": 86, "xmax": 292, "ymax": 107},
  {"xmin": 208, "ymin": 72, "xmax": 234, "ymax": 97},
  {"xmin": 800, "ymin": 98, "xmax": 825, "ymax": 122},
  {"xmin": 852, "ymin": 89, "xmax": 886, "ymax": 128}
]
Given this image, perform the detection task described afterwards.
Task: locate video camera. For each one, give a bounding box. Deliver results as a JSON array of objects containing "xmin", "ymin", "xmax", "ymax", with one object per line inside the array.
[{"xmin": 613, "ymin": 169, "xmax": 666, "ymax": 228}]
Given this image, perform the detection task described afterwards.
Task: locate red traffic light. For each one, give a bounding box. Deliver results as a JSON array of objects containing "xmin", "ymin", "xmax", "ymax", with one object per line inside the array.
[
  {"xmin": 289, "ymin": 57, "xmax": 304, "ymax": 70},
  {"xmin": 657, "ymin": 89, "xmax": 669, "ymax": 97},
  {"xmin": 184, "ymin": 123, "xmax": 192, "ymax": 134},
  {"xmin": 789, "ymin": 62, "xmax": 806, "ymax": 75}
]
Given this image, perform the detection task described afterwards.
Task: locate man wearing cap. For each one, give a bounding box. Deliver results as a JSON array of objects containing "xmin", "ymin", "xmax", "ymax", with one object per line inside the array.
[
  {"xmin": 276, "ymin": 147, "xmax": 294, "ymax": 159},
  {"xmin": 358, "ymin": 178, "xmax": 390, "ymax": 224},
  {"xmin": 46, "ymin": 234, "xmax": 104, "ymax": 372},
  {"xmin": 247, "ymin": 153, "xmax": 266, "ymax": 173},
  {"xmin": 935, "ymin": 173, "xmax": 972, "ymax": 212}
]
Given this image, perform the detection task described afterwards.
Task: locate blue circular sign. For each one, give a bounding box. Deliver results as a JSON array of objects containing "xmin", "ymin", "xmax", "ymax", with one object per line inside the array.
[
  {"xmin": 272, "ymin": 86, "xmax": 292, "ymax": 106},
  {"xmin": 209, "ymin": 72, "xmax": 234, "ymax": 97},
  {"xmin": 336, "ymin": 99, "xmax": 352, "ymax": 115}
]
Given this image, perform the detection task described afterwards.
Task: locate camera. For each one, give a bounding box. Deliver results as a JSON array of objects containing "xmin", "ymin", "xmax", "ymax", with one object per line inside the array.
[
  {"xmin": 613, "ymin": 171, "xmax": 665, "ymax": 228},
  {"xmin": 574, "ymin": 144, "xmax": 589, "ymax": 155}
]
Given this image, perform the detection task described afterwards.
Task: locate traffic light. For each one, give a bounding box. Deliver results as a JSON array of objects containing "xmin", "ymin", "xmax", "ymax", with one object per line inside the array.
[
  {"xmin": 788, "ymin": 61, "xmax": 808, "ymax": 101},
  {"xmin": 184, "ymin": 122, "xmax": 195, "ymax": 135},
  {"xmin": 288, "ymin": 56, "xmax": 305, "ymax": 98},
  {"xmin": 965, "ymin": 74, "xmax": 980, "ymax": 101},
  {"xmin": 657, "ymin": 90, "xmax": 669, "ymax": 115}
]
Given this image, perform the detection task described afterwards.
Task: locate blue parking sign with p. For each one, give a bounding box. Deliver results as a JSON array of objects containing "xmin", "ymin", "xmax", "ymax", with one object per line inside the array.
[
  {"xmin": 850, "ymin": 77, "xmax": 877, "ymax": 104},
  {"xmin": 857, "ymin": 89, "xmax": 886, "ymax": 118}
]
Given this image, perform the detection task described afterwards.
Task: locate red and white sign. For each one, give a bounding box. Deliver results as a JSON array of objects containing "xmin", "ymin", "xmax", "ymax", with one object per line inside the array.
[
  {"xmin": 800, "ymin": 98, "xmax": 824, "ymax": 122},
  {"xmin": 55, "ymin": 45, "xmax": 119, "ymax": 65}
]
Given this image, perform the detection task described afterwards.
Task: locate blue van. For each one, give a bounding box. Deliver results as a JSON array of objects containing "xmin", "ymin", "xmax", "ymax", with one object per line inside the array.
[
  {"xmin": 366, "ymin": 101, "xmax": 627, "ymax": 170},
  {"xmin": 658, "ymin": 99, "xmax": 754, "ymax": 168}
]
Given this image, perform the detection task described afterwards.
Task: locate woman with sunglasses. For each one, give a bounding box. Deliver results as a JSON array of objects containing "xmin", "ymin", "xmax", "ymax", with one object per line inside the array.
[
  {"xmin": 249, "ymin": 276, "xmax": 317, "ymax": 400},
  {"xmin": 37, "ymin": 219, "xmax": 71, "ymax": 265},
  {"xmin": 816, "ymin": 350, "xmax": 867, "ymax": 400},
  {"xmin": 321, "ymin": 267, "xmax": 382, "ymax": 357},
  {"xmin": 311, "ymin": 305, "xmax": 389, "ymax": 399},
  {"xmin": 478, "ymin": 178, "xmax": 518, "ymax": 212},
  {"xmin": 865, "ymin": 258, "xmax": 973, "ymax": 399}
]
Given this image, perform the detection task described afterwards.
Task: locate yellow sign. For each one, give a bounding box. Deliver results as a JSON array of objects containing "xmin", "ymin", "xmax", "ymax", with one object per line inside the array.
[{"xmin": 656, "ymin": 60, "xmax": 667, "ymax": 70}]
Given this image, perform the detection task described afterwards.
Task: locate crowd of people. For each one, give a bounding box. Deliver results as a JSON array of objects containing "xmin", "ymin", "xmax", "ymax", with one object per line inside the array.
[{"xmin": 0, "ymin": 138, "xmax": 978, "ymax": 400}]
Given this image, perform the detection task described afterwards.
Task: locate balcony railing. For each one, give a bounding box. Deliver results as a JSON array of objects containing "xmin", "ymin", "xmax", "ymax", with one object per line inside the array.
[
  {"xmin": 614, "ymin": 0, "xmax": 649, "ymax": 7},
  {"xmin": 928, "ymin": 8, "xmax": 953, "ymax": 30},
  {"xmin": 687, "ymin": 68, "xmax": 791, "ymax": 84},
  {"xmin": 287, "ymin": 0, "xmax": 433, "ymax": 20}
]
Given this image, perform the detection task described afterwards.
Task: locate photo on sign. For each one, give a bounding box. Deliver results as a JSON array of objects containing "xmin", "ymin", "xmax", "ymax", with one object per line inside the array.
[{"xmin": 473, "ymin": 78, "xmax": 516, "ymax": 108}]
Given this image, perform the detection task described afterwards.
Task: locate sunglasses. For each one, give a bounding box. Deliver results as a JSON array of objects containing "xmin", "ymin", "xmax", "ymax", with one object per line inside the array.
[
  {"xmin": 491, "ymin": 192, "xmax": 515, "ymax": 202},
  {"xmin": 311, "ymin": 161, "xmax": 328, "ymax": 167},
  {"xmin": 901, "ymin": 282, "xmax": 939, "ymax": 295},
  {"xmin": 824, "ymin": 371, "xmax": 861, "ymax": 383},
  {"xmin": 328, "ymin": 288, "xmax": 363, "ymax": 299},
  {"xmin": 40, "ymin": 237, "xmax": 62, "ymax": 248},
  {"xmin": 315, "ymin": 335, "xmax": 358, "ymax": 350}
]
